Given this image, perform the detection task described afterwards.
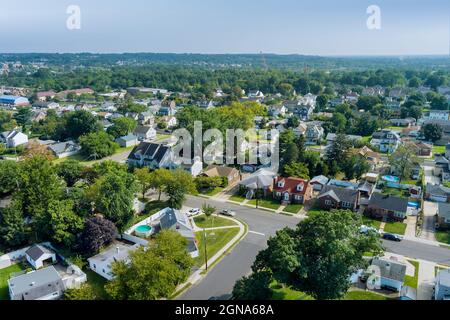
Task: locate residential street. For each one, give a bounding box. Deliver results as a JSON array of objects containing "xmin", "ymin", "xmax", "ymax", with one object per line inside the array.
[{"xmin": 178, "ymin": 195, "xmax": 450, "ymax": 300}]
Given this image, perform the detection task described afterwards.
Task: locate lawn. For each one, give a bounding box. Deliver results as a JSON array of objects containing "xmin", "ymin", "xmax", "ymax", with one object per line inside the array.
[
  {"xmin": 283, "ymin": 203, "xmax": 304, "ymax": 214},
  {"xmin": 435, "ymin": 230, "xmax": 450, "ymax": 244},
  {"xmin": 433, "ymin": 145, "xmax": 446, "ymax": 154},
  {"xmin": 0, "ymin": 263, "xmax": 28, "ymax": 300},
  {"xmin": 194, "ymin": 227, "xmax": 240, "ymax": 267},
  {"xmin": 193, "ymin": 215, "xmax": 238, "ymax": 229},
  {"xmin": 343, "ymin": 290, "xmax": 390, "ymax": 300},
  {"xmin": 404, "ymin": 260, "xmax": 419, "ymax": 289},
  {"xmin": 247, "ymin": 198, "xmax": 281, "ymax": 210},
  {"xmin": 84, "ymin": 269, "xmax": 110, "ymax": 300},
  {"xmin": 228, "ymin": 194, "xmax": 246, "ymax": 203},
  {"xmin": 381, "ymin": 187, "xmax": 410, "ymax": 198},
  {"xmin": 199, "ymin": 187, "xmax": 224, "ymax": 197},
  {"xmin": 53, "ymin": 145, "xmax": 135, "ymax": 165},
  {"xmin": 383, "ymin": 221, "xmax": 407, "ymax": 235},
  {"xmin": 362, "ymin": 216, "xmax": 382, "ymax": 230},
  {"xmin": 270, "ymin": 283, "xmax": 314, "ymax": 300}
]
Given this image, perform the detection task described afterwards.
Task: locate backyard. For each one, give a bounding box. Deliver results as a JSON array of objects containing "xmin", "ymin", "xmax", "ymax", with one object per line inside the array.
[
  {"xmin": 84, "ymin": 269, "xmax": 110, "ymax": 300},
  {"xmin": 0, "ymin": 262, "xmax": 28, "ymax": 300},
  {"xmin": 194, "ymin": 227, "xmax": 240, "ymax": 267},
  {"xmin": 433, "ymin": 145, "xmax": 446, "ymax": 155}
]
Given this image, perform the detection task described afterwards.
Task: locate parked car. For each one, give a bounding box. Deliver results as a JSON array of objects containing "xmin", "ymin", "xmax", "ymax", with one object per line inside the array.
[
  {"xmin": 360, "ymin": 225, "xmax": 380, "ymax": 235},
  {"xmin": 187, "ymin": 208, "xmax": 201, "ymax": 217},
  {"xmin": 220, "ymin": 209, "xmax": 236, "ymax": 217},
  {"xmin": 382, "ymin": 233, "xmax": 402, "ymax": 242}
]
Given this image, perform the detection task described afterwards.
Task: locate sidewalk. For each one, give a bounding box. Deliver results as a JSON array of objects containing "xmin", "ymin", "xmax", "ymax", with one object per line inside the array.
[{"xmin": 173, "ymin": 215, "xmax": 247, "ymax": 298}]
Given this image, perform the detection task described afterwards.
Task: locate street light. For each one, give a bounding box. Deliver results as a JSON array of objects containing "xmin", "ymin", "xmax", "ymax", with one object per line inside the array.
[{"xmin": 203, "ymin": 227, "xmax": 208, "ymax": 271}]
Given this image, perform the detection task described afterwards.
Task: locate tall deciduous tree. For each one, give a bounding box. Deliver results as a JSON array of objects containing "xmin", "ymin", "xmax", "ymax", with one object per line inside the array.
[
  {"xmin": 389, "ymin": 145, "xmax": 419, "ymax": 182},
  {"xmin": 79, "ymin": 216, "xmax": 117, "ymax": 255},
  {"xmin": 248, "ymin": 210, "xmax": 382, "ymax": 300},
  {"xmin": 105, "ymin": 230, "xmax": 193, "ymax": 300}
]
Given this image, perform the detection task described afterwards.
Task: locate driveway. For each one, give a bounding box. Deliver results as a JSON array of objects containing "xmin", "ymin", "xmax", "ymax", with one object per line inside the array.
[
  {"xmin": 423, "ymin": 165, "xmax": 440, "ymax": 185},
  {"xmin": 421, "ymin": 201, "xmax": 437, "ymax": 241}
]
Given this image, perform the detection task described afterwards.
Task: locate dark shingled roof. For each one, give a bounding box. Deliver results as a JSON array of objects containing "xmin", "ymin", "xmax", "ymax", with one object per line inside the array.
[
  {"xmin": 368, "ymin": 193, "xmax": 408, "ymax": 213},
  {"xmin": 25, "ymin": 244, "xmax": 54, "ymax": 262},
  {"xmin": 317, "ymin": 185, "xmax": 359, "ymax": 203}
]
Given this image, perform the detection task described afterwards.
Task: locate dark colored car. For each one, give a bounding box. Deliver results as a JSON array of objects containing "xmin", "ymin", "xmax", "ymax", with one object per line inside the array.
[{"xmin": 382, "ymin": 233, "xmax": 402, "ymax": 242}]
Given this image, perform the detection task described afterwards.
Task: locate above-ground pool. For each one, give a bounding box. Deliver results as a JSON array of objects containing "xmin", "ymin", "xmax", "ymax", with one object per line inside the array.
[
  {"xmin": 382, "ymin": 175, "xmax": 400, "ymax": 183},
  {"xmin": 135, "ymin": 225, "xmax": 152, "ymax": 237}
]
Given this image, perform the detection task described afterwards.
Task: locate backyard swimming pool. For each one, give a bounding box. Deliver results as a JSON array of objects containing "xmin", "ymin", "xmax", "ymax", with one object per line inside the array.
[
  {"xmin": 382, "ymin": 175, "xmax": 400, "ymax": 183},
  {"xmin": 135, "ymin": 225, "xmax": 152, "ymax": 237}
]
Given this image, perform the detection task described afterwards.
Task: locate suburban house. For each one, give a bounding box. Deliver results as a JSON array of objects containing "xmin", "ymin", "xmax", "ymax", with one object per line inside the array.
[
  {"xmin": 436, "ymin": 202, "xmax": 450, "ymax": 229},
  {"xmin": 248, "ymin": 90, "xmax": 265, "ymax": 99},
  {"xmin": 36, "ymin": 91, "xmax": 56, "ymax": 101},
  {"xmin": 362, "ymin": 86, "xmax": 385, "ymax": 96},
  {"xmin": 426, "ymin": 183, "xmax": 450, "ymax": 203},
  {"xmin": 239, "ymin": 169, "xmax": 277, "ymax": 199},
  {"xmin": 48, "ymin": 140, "xmax": 81, "ymax": 159},
  {"xmin": 137, "ymin": 112, "xmax": 155, "ymax": 126},
  {"xmin": 0, "ymin": 130, "xmax": 28, "ymax": 147},
  {"xmin": 116, "ymin": 134, "xmax": 139, "ymax": 148},
  {"xmin": 344, "ymin": 91, "xmax": 359, "ymax": 104},
  {"xmin": 404, "ymin": 140, "xmax": 432, "ymax": 157},
  {"xmin": 25, "ymin": 244, "xmax": 57, "ymax": 270},
  {"xmin": 304, "ymin": 124, "xmax": 324, "ymax": 145},
  {"xmin": 295, "ymin": 104, "xmax": 314, "ymax": 121},
  {"xmin": 160, "ymin": 116, "xmax": 177, "ymax": 128},
  {"xmin": 309, "ymin": 175, "xmax": 330, "ymax": 191},
  {"xmin": 134, "ymin": 125, "xmax": 156, "ymax": 141},
  {"xmin": 159, "ymin": 101, "xmax": 177, "ymax": 116},
  {"xmin": 434, "ymin": 156, "xmax": 450, "ymax": 182},
  {"xmin": 197, "ymin": 100, "xmax": 215, "ymax": 110},
  {"xmin": 268, "ymin": 105, "xmax": 288, "ymax": 118},
  {"xmin": 127, "ymin": 142, "xmax": 173, "ymax": 169},
  {"xmin": 424, "ymin": 110, "xmax": 449, "ymax": 121},
  {"xmin": 174, "ymin": 157, "xmax": 204, "ymax": 177},
  {"xmin": 273, "ymin": 177, "xmax": 313, "ymax": 205},
  {"xmin": 8, "ymin": 266, "xmax": 65, "ymax": 300},
  {"xmin": 88, "ymin": 243, "xmax": 140, "ymax": 280},
  {"xmin": 316, "ymin": 185, "xmax": 360, "ymax": 211},
  {"xmin": 158, "ymin": 208, "xmax": 198, "ymax": 258},
  {"xmin": 389, "ymin": 118, "xmax": 416, "ymax": 127},
  {"xmin": 370, "ymin": 256, "xmax": 407, "ymax": 292},
  {"xmin": 370, "ymin": 130, "xmax": 401, "ymax": 153},
  {"xmin": 365, "ymin": 193, "xmax": 409, "ymax": 222},
  {"xmin": 434, "ymin": 269, "xmax": 450, "ymax": 300},
  {"xmin": 202, "ymin": 165, "xmax": 241, "ymax": 186}
]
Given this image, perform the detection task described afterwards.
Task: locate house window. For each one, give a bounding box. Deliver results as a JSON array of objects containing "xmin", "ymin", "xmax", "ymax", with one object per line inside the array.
[
  {"xmin": 276, "ymin": 192, "xmax": 281, "ymax": 197},
  {"xmin": 325, "ymin": 200, "xmax": 332, "ymax": 206}
]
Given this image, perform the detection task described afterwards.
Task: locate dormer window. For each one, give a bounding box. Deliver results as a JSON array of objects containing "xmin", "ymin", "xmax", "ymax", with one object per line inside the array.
[
  {"xmin": 297, "ymin": 183, "xmax": 304, "ymax": 192},
  {"xmin": 278, "ymin": 180, "xmax": 285, "ymax": 188}
]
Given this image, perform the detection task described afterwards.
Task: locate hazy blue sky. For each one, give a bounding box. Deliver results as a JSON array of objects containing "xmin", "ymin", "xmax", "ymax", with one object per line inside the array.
[{"xmin": 0, "ymin": 0, "xmax": 448, "ymax": 55}]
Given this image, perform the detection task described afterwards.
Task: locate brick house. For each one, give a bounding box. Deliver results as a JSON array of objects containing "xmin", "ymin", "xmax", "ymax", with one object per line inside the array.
[
  {"xmin": 365, "ymin": 193, "xmax": 409, "ymax": 222},
  {"xmin": 316, "ymin": 185, "xmax": 359, "ymax": 211},
  {"xmin": 272, "ymin": 177, "xmax": 313, "ymax": 205}
]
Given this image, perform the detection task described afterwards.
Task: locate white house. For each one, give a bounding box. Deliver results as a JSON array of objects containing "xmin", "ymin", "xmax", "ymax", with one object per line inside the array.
[
  {"xmin": 48, "ymin": 140, "xmax": 81, "ymax": 159},
  {"xmin": 434, "ymin": 269, "xmax": 450, "ymax": 300},
  {"xmin": 134, "ymin": 125, "xmax": 156, "ymax": 141},
  {"xmin": 25, "ymin": 244, "xmax": 57, "ymax": 270},
  {"xmin": 370, "ymin": 256, "xmax": 407, "ymax": 292},
  {"xmin": 0, "ymin": 130, "xmax": 28, "ymax": 148},
  {"xmin": 88, "ymin": 243, "xmax": 140, "ymax": 280}
]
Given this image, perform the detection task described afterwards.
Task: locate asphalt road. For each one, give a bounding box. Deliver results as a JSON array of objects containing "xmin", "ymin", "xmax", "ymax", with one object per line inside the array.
[{"xmin": 179, "ymin": 195, "xmax": 450, "ymax": 300}]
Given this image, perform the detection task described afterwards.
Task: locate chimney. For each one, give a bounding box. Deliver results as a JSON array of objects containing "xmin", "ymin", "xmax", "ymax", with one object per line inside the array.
[{"xmin": 116, "ymin": 247, "xmax": 120, "ymax": 255}]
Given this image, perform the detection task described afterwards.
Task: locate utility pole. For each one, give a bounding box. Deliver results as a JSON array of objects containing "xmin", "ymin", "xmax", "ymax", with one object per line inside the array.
[{"xmin": 203, "ymin": 227, "xmax": 208, "ymax": 271}]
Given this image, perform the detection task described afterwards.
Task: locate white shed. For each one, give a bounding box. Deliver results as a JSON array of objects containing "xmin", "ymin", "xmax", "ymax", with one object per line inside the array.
[{"xmin": 25, "ymin": 244, "xmax": 57, "ymax": 270}]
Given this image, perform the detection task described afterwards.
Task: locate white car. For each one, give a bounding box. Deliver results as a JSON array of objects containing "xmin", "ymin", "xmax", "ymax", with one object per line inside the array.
[
  {"xmin": 360, "ymin": 225, "xmax": 379, "ymax": 235},
  {"xmin": 187, "ymin": 208, "xmax": 201, "ymax": 217},
  {"xmin": 220, "ymin": 209, "xmax": 236, "ymax": 217}
]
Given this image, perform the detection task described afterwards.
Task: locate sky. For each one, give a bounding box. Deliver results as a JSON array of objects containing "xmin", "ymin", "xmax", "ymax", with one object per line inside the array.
[{"xmin": 0, "ymin": 0, "xmax": 448, "ymax": 56}]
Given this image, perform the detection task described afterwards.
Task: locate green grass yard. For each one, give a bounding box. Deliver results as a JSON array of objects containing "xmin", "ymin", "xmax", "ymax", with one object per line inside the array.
[
  {"xmin": 0, "ymin": 263, "xmax": 28, "ymax": 300},
  {"xmin": 362, "ymin": 216, "xmax": 382, "ymax": 230},
  {"xmin": 383, "ymin": 221, "xmax": 407, "ymax": 235},
  {"xmin": 433, "ymin": 145, "xmax": 446, "ymax": 154},
  {"xmin": 343, "ymin": 290, "xmax": 390, "ymax": 300},
  {"xmin": 194, "ymin": 227, "xmax": 240, "ymax": 267},
  {"xmin": 270, "ymin": 282, "xmax": 314, "ymax": 300},
  {"xmin": 283, "ymin": 203, "xmax": 304, "ymax": 214},
  {"xmin": 228, "ymin": 194, "xmax": 246, "ymax": 203},
  {"xmin": 199, "ymin": 187, "xmax": 224, "ymax": 197},
  {"xmin": 404, "ymin": 260, "xmax": 419, "ymax": 289},
  {"xmin": 124, "ymin": 200, "xmax": 167, "ymax": 229},
  {"xmin": 84, "ymin": 269, "xmax": 110, "ymax": 300},
  {"xmin": 53, "ymin": 145, "xmax": 135, "ymax": 165},
  {"xmin": 247, "ymin": 198, "xmax": 281, "ymax": 210},
  {"xmin": 193, "ymin": 215, "xmax": 238, "ymax": 229},
  {"xmin": 435, "ymin": 230, "xmax": 450, "ymax": 245}
]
